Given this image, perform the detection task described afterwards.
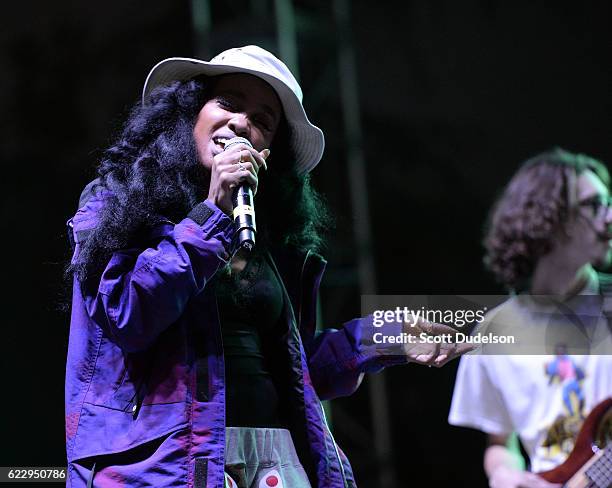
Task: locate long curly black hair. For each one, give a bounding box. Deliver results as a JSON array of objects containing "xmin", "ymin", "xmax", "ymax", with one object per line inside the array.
[
  {"xmin": 70, "ymin": 76, "xmax": 331, "ymax": 284},
  {"xmin": 483, "ymin": 148, "xmax": 609, "ymax": 291}
]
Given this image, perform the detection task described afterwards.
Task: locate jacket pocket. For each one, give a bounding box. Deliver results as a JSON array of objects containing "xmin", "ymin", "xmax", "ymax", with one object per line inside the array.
[
  {"xmin": 84, "ymin": 334, "xmax": 149, "ymax": 411},
  {"xmin": 70, "ymin": 425, "xmax": 188, "ymax": 487},
  {"xmin": 85, "ymin": 324, "xmax": 188, "ymax": 411}
]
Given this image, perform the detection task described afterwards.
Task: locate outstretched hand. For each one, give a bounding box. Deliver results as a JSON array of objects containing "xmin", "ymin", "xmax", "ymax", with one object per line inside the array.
[{"xmin": 402, "ymin": 316, "xmax": 475, "ymax": 367}]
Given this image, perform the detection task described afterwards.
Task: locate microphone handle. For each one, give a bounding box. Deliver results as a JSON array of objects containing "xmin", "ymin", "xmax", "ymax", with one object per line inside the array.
[
  {"xmin": 232, "ymin": 184, "xmax": 256, "ymax": 251},
  {"xmin": 223, "ymin": 136, "xmax": 256, "ymax": 252}
]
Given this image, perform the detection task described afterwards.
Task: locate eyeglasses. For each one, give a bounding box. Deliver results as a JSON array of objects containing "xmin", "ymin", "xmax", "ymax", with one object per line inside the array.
[{"xmin": 577, "ymin": 194, "xmax": 612, "ymax": 218}]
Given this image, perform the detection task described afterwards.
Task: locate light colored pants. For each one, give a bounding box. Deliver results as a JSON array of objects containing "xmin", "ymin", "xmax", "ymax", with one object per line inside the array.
[{"xmin": 224, "ymin": 427, "xmax": 312, "ymax": 488}]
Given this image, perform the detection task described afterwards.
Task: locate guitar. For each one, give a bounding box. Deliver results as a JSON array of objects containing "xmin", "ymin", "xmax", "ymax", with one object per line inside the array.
[{"xmin": 538, "ymin": 397, "xmax": 611, "ymax": 487}]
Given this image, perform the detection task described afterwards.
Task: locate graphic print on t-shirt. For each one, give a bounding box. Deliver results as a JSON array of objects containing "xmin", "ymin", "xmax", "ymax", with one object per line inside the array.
[{"xmin": 541, "ymin": 352, "xmax": 586, "ymax": 458}]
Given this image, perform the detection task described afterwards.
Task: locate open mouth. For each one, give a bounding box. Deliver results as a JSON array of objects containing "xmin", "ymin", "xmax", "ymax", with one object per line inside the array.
[{"xmin": 213, "ymin": 137, "xmax": 230, "ymax": 150}]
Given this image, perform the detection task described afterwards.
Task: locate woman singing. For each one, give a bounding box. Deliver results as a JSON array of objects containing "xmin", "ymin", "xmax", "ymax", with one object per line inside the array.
[{"xmin": 65, "ymin": 45, "xmax": 463, "ymax": 488}]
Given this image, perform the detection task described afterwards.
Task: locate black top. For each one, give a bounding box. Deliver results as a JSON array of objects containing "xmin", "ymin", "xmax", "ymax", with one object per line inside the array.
[{"xmin": 213, "ymin": 249, "xmax": 287, "ymax": 427}]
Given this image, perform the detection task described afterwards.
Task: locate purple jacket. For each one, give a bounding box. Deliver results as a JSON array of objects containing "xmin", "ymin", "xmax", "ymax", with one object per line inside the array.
[{"xmin": 65, "ymin": 187, "xmax": 401, "ymax": 487}]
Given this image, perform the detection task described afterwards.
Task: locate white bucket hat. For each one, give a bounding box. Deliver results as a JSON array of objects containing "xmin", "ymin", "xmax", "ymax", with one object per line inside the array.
[{"xmin": 142, "ymin": 45, "xmax": 325, "ymax": 175}]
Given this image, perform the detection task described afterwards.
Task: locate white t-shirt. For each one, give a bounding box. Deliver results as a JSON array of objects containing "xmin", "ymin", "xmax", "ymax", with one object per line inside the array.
[
  {"xmin": 449, "ymin": 353, "xmax": 612, "ymax": 472},
  {"xmin": 449, "ymin": 276, "xmax": 612, "ymax": 473}
]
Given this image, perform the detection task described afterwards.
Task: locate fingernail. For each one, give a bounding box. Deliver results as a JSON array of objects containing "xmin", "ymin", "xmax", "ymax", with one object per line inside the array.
[{"xmin": 262, "ymin": 149, "xmax": 271, "ymax": 159}]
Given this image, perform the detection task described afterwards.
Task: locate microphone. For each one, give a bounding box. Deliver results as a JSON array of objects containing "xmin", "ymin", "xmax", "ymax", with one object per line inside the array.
[{"xmin": 223, "ymin": 137, "xmax": 256, "ymax": 251}]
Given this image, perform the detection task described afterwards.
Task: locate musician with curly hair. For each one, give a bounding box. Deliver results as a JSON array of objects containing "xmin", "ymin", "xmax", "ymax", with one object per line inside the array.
[{"xmin": 449, "ymin": 148, "xmax": 612, "ymax": 488}]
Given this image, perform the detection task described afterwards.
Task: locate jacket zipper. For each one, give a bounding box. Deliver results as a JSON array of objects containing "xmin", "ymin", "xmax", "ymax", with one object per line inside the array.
[
  {"xmin": 298, "ymin": 251, "xmax": 348, "ymax": 488},
  {"xmin": 319, "ymin": 401, "xmax": 349, "ymax": 488}
]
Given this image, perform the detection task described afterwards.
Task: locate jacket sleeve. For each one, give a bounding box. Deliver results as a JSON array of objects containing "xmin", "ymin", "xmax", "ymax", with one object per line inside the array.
[
  {"xmin": 305, "ymin": 316, "xmax": 410, "ymax": 401},
  {"xmin": 71, "ymin": 197, "xmax": 235, "ymax": 353}
]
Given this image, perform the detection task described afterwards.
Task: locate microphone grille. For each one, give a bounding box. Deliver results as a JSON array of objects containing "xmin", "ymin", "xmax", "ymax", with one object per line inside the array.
[{"xmin": 224, "ymin": 137, "xmax": 253, "ymax": 151}]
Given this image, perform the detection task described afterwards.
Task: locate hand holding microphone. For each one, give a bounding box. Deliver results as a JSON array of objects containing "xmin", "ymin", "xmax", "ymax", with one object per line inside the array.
[{"xmin": 205, "ymin": 136, "xmax": 270, "ymax": 251}]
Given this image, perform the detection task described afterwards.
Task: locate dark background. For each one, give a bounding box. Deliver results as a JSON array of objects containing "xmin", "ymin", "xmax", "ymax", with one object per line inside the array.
[{"xmin": 2, "ymin": 1, "xmax": 611, "ymax": 487}]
